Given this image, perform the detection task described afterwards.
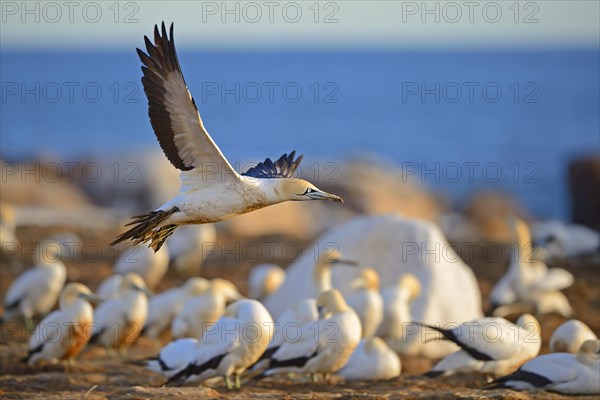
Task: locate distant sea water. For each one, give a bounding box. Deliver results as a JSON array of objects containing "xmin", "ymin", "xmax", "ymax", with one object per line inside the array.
[{"xmin": 1, "ymin": 50, "xmax": 599, "ymax": 220}]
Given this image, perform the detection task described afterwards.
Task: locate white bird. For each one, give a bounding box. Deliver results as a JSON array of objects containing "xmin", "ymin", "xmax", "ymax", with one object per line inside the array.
[
  {"xmin": 111, "ymin": 22, "xmax": 343, "ymax": 252},
  {"xmin": 259, "ymin": 289, "xmax": 361, "ymax": 380},
  {"xmin": 490, "ymin": 217, "xmax": 574, "ymax": 317},
  {"xmin": 311, "ymin": 249, "xmax": 358, "ymax": 297},
  {"xmin": 338, "ymin": 337, "xmax": 401, "ymax": 381},
  {"xmin": 248, "ymin": 263, "xmax": 286, "ymax": 301},
  {"xmin": 165, "ymin": 299, "xmax": 274, "ymax": 389},
  {"xmin": 143, "ymin": 277, "xmax": 210, "ymax": 340},
  {"xmin": 24, "ymin": 283, "xmax": 100, "ymax": 366},
  {"xmin": 490, "ymin": 339, "xmax": 600, "ymax": 395},
  {"xmin": 96, "ymin": 274, "xmax": 125, "ymax": 300},
  {"xmin": 532, "ymin": 219, "xmax": 600, "ymax": 261},
  {"xmin": 1, "ymin": 242, "xmax": 67, "ymax": 329},
  {"xmin": 147, "ymin": 337, "xmax": 198, "ymax": 376},
  {"xmin": 550, "ymin": 319, "xmax": 598, "ymax": 353},
  {"xmin": 345, "ymin": 268, "xmax": 383, "ymax": 338},
  {"xmin": 89, "ymin": 273, "xmax": 151, "ymax": 356},
  {"xmin": 171, "ymin": 278, "xmax": 243, "ymax": 339},
  {"xmin": 168, "ymin": 225, "xmax": 217, "ymax": 276},
  {"xmin": 376, "ymin": 274, "xmax": 421, "ymax": 350},
  {"xmin": 423, "ymin": 314, "xmax": 542, "ymax": 377},
  {"xmin": 114, "ymin": 244, "xmax": 169, "ymax": 289}
]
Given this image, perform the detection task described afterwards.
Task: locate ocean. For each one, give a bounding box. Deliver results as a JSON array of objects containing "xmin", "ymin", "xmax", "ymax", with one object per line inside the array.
[{"xmin": 1, "ymin": 50, "xmax": 598, "ymax": 219}]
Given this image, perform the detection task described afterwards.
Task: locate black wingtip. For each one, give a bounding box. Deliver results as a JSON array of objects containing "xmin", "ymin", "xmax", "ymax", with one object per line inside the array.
[{"xmin": 423, "ymin": 370, "xmax": 445, "ymax": 378}]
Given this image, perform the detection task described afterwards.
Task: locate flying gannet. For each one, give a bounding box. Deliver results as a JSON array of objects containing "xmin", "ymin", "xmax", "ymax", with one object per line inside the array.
[
  {"xmin": 550, "ymin": 319, "xmax": 598, "ymax": 354},
  {"xmin": 113, "ymin": 244, "xmax": 170, "ymax": 289},
  {"xmin": 345, "ymin": 268, "xmax": 383, "ymax": 338},
  {"xmin": 111, "ymin": 23, "xmax": 343, "ymax": 252},
  {"xmin": 88, "ymin": 273, "xmax": 151, "ymax": 358},
  {"xmin": 338, "ymin": 337, "xmax": 401, "ymax": 381},
  {"xmin": 488, "ymin": 339, "xmax": 600, "ymax": 395},
  {"xmin": 247, "ymin": 263, "xmax": 286, "ymax": 301},
  {"xmin": 1, "ymin": 242, "xmax": 67, "ymax": 329},
  {"xmin": 257, "ymin": 289, "xmax": 361, "ymax": 381},
  {"xmin": 171, "ymin": 278, "xmax": 243, "ymax": 339},
  {"xmin": 490, "ymin": 218, "xmax": 574, "ymax": 317},
  {"xmin": 23, "ymin": 283, "xmax": 101, "ymax": 367},
  {"xmin": 165, "ymin": 299, "xmax": 274, "ymax": 389},
  {"xmin": 376, "ymin": 273, "xmax": 421, "ymax": 350},
  {"xmin": 142, "ymin": 277, "xmax": 210, "ymax": 341},
  {"xmin": 423, "ymin": 314, "xmax": 541, "ymax": 377}
]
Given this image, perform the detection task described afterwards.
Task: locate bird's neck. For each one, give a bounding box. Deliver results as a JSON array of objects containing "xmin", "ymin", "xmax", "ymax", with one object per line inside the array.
[
  {"xmin": 313, "ymin": 262, "xmax": 332, "ymax": 293},
  {"xmin": 252, "ymin": 178, "xmax": 287, "ymax": 205}
]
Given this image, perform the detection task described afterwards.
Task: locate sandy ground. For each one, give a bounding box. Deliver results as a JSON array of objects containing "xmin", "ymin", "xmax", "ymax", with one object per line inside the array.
[{"xmin": 1, "ymin": 227, "xmax": 598, "ymax": 399}]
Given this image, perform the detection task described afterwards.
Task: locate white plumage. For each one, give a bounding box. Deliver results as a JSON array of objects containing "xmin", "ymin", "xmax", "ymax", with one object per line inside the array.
[
  {"xmin": 96, "ymin": 274, "xmax": 125, "ymax": 300},
  {"xmin": 24, "ymin": 283, "xmax": 99, "ymax": 366},
  {"xmin": 143, "ymin": 277, "xmax": 210, "ymax": 340},
  {"xmin": 89, "ymin": 273, "xmax": 150, "ymax": 354},
  {"xmin": 164, "ymin": 299, "xmax": 274, "ymax": 389},
  {"xmin": 147, "ymin": 337, "xmax": 198, "ymax": 377},
  {"xmin": 424, "ymin": 314, "xmax": 542, "ymax": 377},
  {"xmin": 261, "ymin": 289, "xmax": 361, "ymax": 379},
  {"xmin": 550, "ymin": 319, "xmax": 598, "ymax": 353},
  {"xmin": 338, "ymin": 337, "xmax": 401, "ymax": 381},
  {"xmin": 491, "ymin": 339, "xmax": 600, "ymax": 395},
  {"xmin": 345, "ymin": 268, "xmax": 383, "ymax": 338},
  {"xmin": 2, "ymin": 243, "xmax": 66, "ymax": 327},
  {"xmin": 490, "ymin": 218, "xmax": 574, "ymax": 317},
  {"xmin": 114, "ymin": 244, "xmax": 169, "ymax": 289},
  {"xmin": 171, "ymin": 279, "xmax": 242, "ymax": 339},
  {"xmin": 248, "ymin": 263, "xmax": 286, "ymax": 300},
  {"xmin": 376, "ymin": 274, "xmax": 421, "ymax": 351}
]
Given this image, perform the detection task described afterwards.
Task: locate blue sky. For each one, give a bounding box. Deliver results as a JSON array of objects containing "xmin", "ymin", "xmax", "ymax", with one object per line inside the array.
[{"xmin": 2, "ymin": 1, "xmax": 599, "ymax": 50}]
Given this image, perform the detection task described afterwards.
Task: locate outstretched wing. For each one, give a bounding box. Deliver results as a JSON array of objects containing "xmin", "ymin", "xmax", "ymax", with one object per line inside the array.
[
  {"xmin": 242, "ymin": 151, "xmax": 303, "ymax": 179},
  {"xmin": 137, "ymin": 22, "xmax": 238, "ymax": 182}
]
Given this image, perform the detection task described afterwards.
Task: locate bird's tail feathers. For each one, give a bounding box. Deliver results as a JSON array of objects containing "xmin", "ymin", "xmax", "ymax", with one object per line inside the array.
[{"xmin": 110, "ymin": 207, "xmax": 180, "ymax": 252}]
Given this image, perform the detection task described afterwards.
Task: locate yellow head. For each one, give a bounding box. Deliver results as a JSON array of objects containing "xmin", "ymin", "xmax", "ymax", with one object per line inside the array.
[
  {"xmin": 275, "ymin": 178, "xmax": 343, "ymax": 203},
  {"xmin": 350, "ymin": 268, "xmax": 380, "ymax": 291},
  {"xmin": 317, "ymin": 289, "xmax": 348, "ymax": 318},
  {"xmin": 59, "ymin": 283, "xmax": 101, "ymax": 308},
  {"xmin": 398, "ymin": 274, "xmax": 422, "ymax": 302},
  {"xmin": 122, "ymin": 273, "xmax": 153, "ymax": 296},
  {"xmin": 577, "ymin": 339, "xmax": 600, "ymax": 364}
]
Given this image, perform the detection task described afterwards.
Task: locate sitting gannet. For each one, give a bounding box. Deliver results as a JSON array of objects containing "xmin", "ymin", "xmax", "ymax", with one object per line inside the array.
[
  {"xmin": 376, "ymin": 274, "xmax": 421, "ymax": 351},
  {"xmin": 165, "ymin": 299, "xmax": 273, "ymax": 389},
  {"xmin": 143, "ymin": 277, "xmax": 210, "ymax": 340},
  {"xmin": 248, "ymin": 264, "xmax": 286, "ymax": 301},
  {"xmin": 423, "ymin": 314, "xmax": 541, "ymax": 377},
  {"xmin": 490, "ymin": 217, "xmax": 574, "ymax": 317},
  {"xmin": 338, "ymin": 337, "xmax": 401, "ymax": 381},
  {"xmin": 345, "ymin": 268, "xmax": 383, "ymax": 338},
  {"xmin": 1, "ymin": 242, "xmax": 67, "ymax": 329},
  {"xmin": 111, "ymin": 23, "xmax": 343, "ymax": 252},
  {"xmin": 114, "ymin": 244, "xmax": 169, "ymax": 289},
  {"xmin": 168, "ymin": 225, "xmax": 217, "ymax": 276},
  {"xmin": 171, "ymin": 278, "xmax": 243, "ymax": 339},
  {"xmin": 24, "ymin": 283, "xmax": 100, "ymax": 366},
  {"xmin": 489, "ymin": 339, "xmax": 600, "ymax": 395},
  {"xmin": 258, "ymin": 289, "xmax": 361, "ymax": 381},
  {"xmin": 89, "ymin": 273, "xmax": 151, "ymax": 357},
  {"xmin": 550, "ymin": 319, "xmax": 598, "ymax": 353}
]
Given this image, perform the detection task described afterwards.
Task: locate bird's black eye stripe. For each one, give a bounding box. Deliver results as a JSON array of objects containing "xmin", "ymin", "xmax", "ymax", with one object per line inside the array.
[{"xmin": 304, "ymin": 188, "xmax": 315, "ymax": 195}]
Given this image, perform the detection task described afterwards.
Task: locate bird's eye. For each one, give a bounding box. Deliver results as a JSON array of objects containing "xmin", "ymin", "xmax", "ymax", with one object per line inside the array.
[{"xmin": 304, "ymin": 188, "xmax": 314, "ymax": 195}]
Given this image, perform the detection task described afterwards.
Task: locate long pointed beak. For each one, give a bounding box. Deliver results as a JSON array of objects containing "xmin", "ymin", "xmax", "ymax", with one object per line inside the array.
[
  {"xmin": 326, "ymin": 258, "xmax": 359, "ymax": 266},
  {"xmin": 133, "ymin": 285, "xmax": 153, "ymax": 297},
  {"xmin": 309, "ymin": 190, "xmax": 344, "ymax": 203},
  {"xmin": 80, "ymin": 293, "xmax": 104, "ymax": 304}
]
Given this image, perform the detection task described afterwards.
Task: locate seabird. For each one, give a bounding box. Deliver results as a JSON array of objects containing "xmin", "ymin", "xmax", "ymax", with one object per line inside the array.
[
  {"xmin": 23, "ymin": 283, "xmax": 101, "ymax": 367},
  {"xmin": 111, "ymin": 22, "xmax": 343, "ymax": 252},
  {"xmin": 247, "ymin": 263, "xmax": 286, "ymax": 301},
  {"xmin": 376, "ymin": 273, "xmax": 421, "ymax": 350},
  {"xmin": 490, "ymin": 217, "xmax": 574, "ymax": 317},
  {"xmin": 550, "ymin": 319, "xmax": 598, "ymax": 354},
  {"xmin": 88, "ymin": 273, "xmax": 151, "ymax": 358},
  {"xmin": 142, "ymin": 277, "xmax": 210, "ymax": 341},
  {"xmin": 345, "ymin": 268, "xmax": 383, "ymax": 338},
  {"xmin": 488, "ymin": 339, "xmax": 600, "ymax": 395},
  {"xmin": 311, "ymin": 249, "xmax": 358, "ymax": 296},
  {"xmin": 338, "ymin": 337, "xmax": 401, "ymax": 381},
  {"xmin": 171, "ymin": 278, "xmax": 243, "ymax": 339},
  {"xmin": 113, "ymin": 244, "xmax": 170, "ymax": 289},
  {"xmin": 257, "ymin": 289, "xmax": 361, "ymax": 381},
  {"xmin": 423, "ymin": 314, "xmax": 541, "ymax": 377},
  {"xmin": 147, "ymin": 337, "xmax": 198, "ymax": 377},
  {"xmin": 1, "ymin": 242, "xmax": 67, "ymax": 329},
  {"xmin": 165, "ymin": 299, "xmax": 274, "ymax": 389}
]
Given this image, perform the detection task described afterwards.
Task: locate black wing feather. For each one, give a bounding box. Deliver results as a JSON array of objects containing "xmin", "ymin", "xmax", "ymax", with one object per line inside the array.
[
  {"xmin": 420, "ymin": 323, "xmax": 494, "ymax": 361},
  {"xmin": 242, "ymin": 151, "xmax": 304, "ymax": 179}
]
